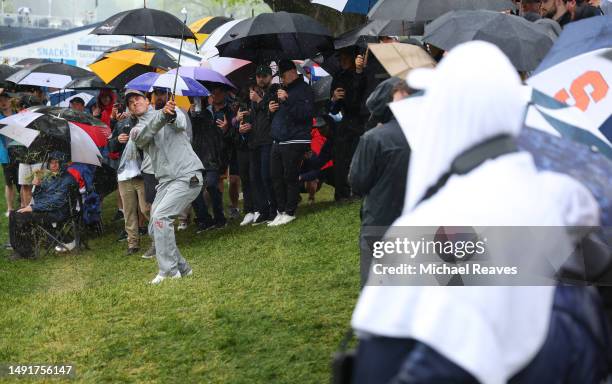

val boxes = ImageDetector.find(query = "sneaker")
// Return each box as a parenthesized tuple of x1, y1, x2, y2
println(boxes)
(116, 230, 128, 242)
(177, 221, 188, 231)
(214, 221, 227, 230)
(112, 210, 124, 222)
(4, 211, 9, 218)
(252, 213, 270, 226)
(8, 252, 24, 261)
(276, 214, 296, 226)
(142, 245, 156, 259)
(150, 270, 181, 285)
(196, 222, 215, 234)
(3, 242, 12, 250)
(240, 212, 256, 226)
(139, 226, 148, 236)
(229, 207, 240, 220)
(127, 247, 140, 255)
(55, 240, 76, 253)
(267, 212, 285, 227)
(183, 268, 193, 277)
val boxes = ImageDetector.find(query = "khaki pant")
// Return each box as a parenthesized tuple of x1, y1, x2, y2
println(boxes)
(118, 178, 148, 249)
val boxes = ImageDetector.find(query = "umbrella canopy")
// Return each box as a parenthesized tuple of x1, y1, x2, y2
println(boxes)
(6, 62, 91, 89)
(14, 58, 53, 67)
(368, 0, 514, 21)
(528, 15, 611, 152)
(55, 92, 96, 108)
(64, 75, 109, 90)
(312, 76, 333, 103)
(190, 16, 234, 47)
(216, 12, 334, 63)
(0, 64, 18, 83)
(334, 20, 423, 49)
(311, 0, 379, 14)
(423, 10, 553, 71)
(168, 66, 236, 89)
(89, 43, 177, 88)
(0, 111, 71, 162)
(200, 57, 255, 87)
(368, 42, 436, 79)
(126, 72, 210, 97)
(67, 122, 102, 166)
(91, 8, 196, 41)
(31, 105, 111, 147)
(200, 19, 245, 60)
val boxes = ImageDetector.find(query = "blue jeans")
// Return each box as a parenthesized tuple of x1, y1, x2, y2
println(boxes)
(249, 144, 276, 218)
(192, 170, 225, 226)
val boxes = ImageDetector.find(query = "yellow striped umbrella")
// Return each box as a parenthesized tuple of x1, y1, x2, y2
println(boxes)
(189, 16, 233, 47)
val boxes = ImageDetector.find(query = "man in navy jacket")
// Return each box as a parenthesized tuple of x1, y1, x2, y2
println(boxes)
(268, 59, 314, 226)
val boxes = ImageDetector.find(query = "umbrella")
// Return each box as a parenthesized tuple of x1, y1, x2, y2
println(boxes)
(47, 91, 96, 108)
(67, 123, 102, 166)
(0, 64, 18, 82)
(30, 106, 110, 134)
(200, 19, 245, 60)
(89, 43, 177, 88)
(64, 75, 109, 90)
(0, 112, 71, 163)
(312, 76, 333, 114)
(423, 10, 553, 71)
(190, 16, 234, 47)
(334, 20, 424, 50)
(528, 15, 611, 156)
(216, 12, 334, 63)
(368, 0, 515, 21)
(91, 8, 196, 42)
(367, 42, 436, 79)
(126, 72, 210, 97)
(200, 57, 255, 87)
(311, 0, 378, 14)
(6, 62, 91, 89)
(168, 66, 236, 89)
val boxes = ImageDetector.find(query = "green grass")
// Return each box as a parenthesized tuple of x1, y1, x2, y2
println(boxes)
(0, 170, 362, 383)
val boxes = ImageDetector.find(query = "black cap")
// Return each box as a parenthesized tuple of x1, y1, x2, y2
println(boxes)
(69, 96, 85, 105)
(277, 59, 296, 75)
(256, 65, 272, 76)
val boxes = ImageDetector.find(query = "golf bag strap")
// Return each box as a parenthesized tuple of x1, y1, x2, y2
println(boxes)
(418, 134, 519, 205)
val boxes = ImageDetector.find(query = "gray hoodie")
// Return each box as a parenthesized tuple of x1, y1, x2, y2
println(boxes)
(134, 109, 203, 183)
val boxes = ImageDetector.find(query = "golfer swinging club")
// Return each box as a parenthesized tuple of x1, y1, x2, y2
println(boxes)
(127, 89, 204, 284)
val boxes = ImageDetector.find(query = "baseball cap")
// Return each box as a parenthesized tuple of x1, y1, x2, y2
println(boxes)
(124, 89, 146, 102)
(256, 65, 272, 76)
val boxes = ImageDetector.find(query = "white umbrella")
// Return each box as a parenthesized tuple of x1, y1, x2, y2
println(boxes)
(200, 19, 245, 60)
(68, 122, 102, 166)
(58, 93, 96, 108)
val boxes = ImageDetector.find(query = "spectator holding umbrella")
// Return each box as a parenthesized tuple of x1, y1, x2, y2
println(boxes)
(329, 47, 367, 202)
(268, 59, 315, 226)
(92, 89, 117, 129)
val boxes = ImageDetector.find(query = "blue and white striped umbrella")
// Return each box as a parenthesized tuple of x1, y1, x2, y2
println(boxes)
(311, 0, 378, 14)
(125, 72, 210, 97)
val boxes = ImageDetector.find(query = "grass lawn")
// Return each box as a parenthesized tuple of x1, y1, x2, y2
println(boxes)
(0, 169, 362, 383)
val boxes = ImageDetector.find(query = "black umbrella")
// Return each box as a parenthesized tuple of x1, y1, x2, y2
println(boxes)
(64, 75, 110, 90)
(368, 0, 515, 22)
(335, 20, 425, 50)
(30, 106, 108, 129)
(6, 62, 91, 89)
(423, 10, 553, 71)
(216, 12, 334, 63)
(91, 8, 196, 41)
(14, 58, 53, 67)
(312, 76, 333, 115)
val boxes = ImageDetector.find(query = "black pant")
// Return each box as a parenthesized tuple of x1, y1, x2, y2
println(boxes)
(250, 144, 276, 218)
(334, 136, 360, 201)
(192, 170, 225, 226)
(270, 143, 308, 216)
(236, 149, 254, 213)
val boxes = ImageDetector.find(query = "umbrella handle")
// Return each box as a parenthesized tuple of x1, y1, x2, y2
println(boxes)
(171, 13, 188, 101)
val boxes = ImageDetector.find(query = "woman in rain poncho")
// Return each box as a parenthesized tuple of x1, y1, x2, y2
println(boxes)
(350, 41, 610, 384)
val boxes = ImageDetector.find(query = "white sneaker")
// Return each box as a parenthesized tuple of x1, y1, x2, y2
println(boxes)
(150, 270, 181, 285)
(177, 222, 188, 231)
(55, 240, 76, 253)
(267, 212, 285, 227)
(240, 212, 255, 226)
(276, 214, 296, 226)
(4, 211, 9, 218)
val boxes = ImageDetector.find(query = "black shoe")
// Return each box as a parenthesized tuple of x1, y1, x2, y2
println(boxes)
(8, 252, 23, 261)
(252, 214, 270, 226)
(116, 230, 128, 242)
(213, 221, 227, 230)
(127, 247, 140, 256)
(196, 222, 215, 234)
(112, 210, 124, 222)
(139, 227, 147, 236)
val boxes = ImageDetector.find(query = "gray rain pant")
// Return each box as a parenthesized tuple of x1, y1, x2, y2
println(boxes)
(149, 171, 203, 276)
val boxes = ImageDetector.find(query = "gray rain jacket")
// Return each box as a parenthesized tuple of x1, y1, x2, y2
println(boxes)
(134, 109, 203, 183)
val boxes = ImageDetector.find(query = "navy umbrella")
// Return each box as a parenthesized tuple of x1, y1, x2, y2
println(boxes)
(368, 0, 514, 22)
